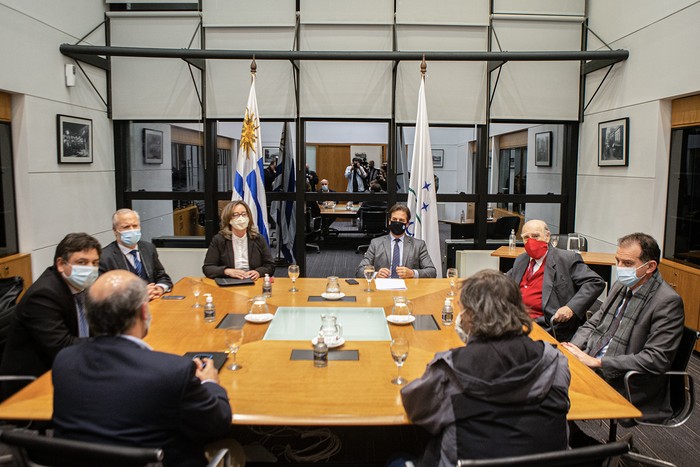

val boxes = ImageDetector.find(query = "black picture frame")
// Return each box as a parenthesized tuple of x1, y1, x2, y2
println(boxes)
(535, 131, 552, 167)
(143, 128, 163, 164)
(57, 114, 92, 164)
(598, 117, 629, 166)
(431, 149, 444, 168)
(263, 147, 280, 167)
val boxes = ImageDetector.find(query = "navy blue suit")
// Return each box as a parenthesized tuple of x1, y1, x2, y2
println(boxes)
(52, 336, 232, 467)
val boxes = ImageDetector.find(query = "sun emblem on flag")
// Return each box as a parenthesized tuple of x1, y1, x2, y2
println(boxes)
(240, 108, 259, 158)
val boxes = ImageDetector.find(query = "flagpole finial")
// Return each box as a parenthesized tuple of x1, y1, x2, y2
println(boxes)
(420, 54, 427, 76)
(251, 56, 257, 75)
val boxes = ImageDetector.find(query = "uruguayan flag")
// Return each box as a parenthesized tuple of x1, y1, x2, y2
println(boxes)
(270, 122, 296, 262)
(407, 72, 442, 277)
(233, 73, 269, 244)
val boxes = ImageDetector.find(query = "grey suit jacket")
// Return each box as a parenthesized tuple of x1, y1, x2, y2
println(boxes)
(356, 235, 437, 278)
(570, 273, 684, 421)
(506, 248, 605, 338)
(99, 241, 173, 291)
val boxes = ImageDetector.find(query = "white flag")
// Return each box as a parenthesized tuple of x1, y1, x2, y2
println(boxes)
(233, 74, 269, 244)
(270, 123, 296, 263)
(407, 74, 442, 277)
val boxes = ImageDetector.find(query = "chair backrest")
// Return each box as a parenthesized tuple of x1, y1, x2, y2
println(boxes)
(0, 276, 23, 359)
(494, 216, 520, 237)
(360, 209, 387, 234)
(0, 429, 164, 467)
(457, 440, 628, 467)
(669, 326, 700, 416)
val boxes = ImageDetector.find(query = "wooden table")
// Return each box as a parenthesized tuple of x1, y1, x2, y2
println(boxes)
(491, 246, 617, 289)
(0, 278, 639, 426)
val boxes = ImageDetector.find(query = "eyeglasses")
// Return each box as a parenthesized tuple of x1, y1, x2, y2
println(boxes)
(231, 212, 248, 219)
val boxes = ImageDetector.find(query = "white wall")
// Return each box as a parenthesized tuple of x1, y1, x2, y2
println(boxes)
(1, 1, 113, 278)
(577, 1, 696, 253)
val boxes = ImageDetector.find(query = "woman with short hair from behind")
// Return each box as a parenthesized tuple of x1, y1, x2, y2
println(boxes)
(400, 269, 570, 466)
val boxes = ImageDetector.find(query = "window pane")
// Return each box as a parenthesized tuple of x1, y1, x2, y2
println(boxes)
(306, 121, 388, 193)
(488, 124, 563, 195)
(0, 123, 18, 256)
(132, 199, 205, 243)
(402, 126, 476, 194)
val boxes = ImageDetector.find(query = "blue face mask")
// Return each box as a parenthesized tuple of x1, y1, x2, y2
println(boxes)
(64, 265, 99, 291)
(616, 261, 649, 288)
(119, 229, 141, 247)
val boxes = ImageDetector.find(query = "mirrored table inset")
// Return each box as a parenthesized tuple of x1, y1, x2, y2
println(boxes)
(263, 307, 391, 341)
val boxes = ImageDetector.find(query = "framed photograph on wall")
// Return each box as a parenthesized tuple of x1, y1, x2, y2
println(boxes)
(431, 149, 444, 168)
(143, 129, 163, 164)
(263, 147, 280, 166)
(535, 131, 552, 167)
(57, 115, 92, 164)
(598, 117, 629, 166)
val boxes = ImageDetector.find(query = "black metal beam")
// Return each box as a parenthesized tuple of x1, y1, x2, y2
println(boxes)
(62, 52, 110, 71)
(60, 44, 628, 63)
(582, 57, 625, 75)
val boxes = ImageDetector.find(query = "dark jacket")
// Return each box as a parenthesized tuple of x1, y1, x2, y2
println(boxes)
(99, 241, 173, 291)
(0, 267, 80, 400)
(53, 336, 232, 467)
(507, 247, 606, 341)
(202, 231, 275, 278)
(401, 336, 570, 467)
(570, 272, 684, 422)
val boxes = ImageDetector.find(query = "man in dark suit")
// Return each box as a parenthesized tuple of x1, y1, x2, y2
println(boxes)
(0, 233, 101, 400)
(100, 209, 172, 301)
(563, 233, 684, 422)
(356, 204, 436, 278)
(507, 219, 606, 341)
(52, 270, 238, 467)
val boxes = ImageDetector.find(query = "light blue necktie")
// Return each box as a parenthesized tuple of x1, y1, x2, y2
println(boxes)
(391, 238, 400, 278)
(75, 293, 89, 338)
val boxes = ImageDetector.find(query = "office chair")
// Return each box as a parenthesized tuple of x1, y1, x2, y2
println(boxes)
(0, 429, 231, 467)
(488, 216, 520, 240)
(457, 440, 629, 466)
(355, 209, 387, 254)
(305, 211, 322, 254)
(0, 277, 36, 397)
(554, 233, 589, 252)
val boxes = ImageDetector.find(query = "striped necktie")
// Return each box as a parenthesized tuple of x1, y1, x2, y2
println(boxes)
(130, 250, 146, 279)
(75, 292, 89, 338)
(591, 290, 633, 357)
(390, 238, 400, 278)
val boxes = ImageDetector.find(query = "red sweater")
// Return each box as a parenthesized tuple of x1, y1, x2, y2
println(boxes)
(520, 256, 547, 319)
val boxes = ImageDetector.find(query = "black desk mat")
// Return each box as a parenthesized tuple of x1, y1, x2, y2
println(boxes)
(290, 349, 359, 361)
(412, 315, 440, 331)
(215, 313, 247, 330)
(307, 296, 357, 302)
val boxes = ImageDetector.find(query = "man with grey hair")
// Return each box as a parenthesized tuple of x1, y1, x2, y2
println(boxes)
(52, 270, 237, 467)
(99, 208, 172, 300)
(506, 219, 605, 342)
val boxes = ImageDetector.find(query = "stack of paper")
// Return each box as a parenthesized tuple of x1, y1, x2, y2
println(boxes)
(374, 279, 407, 291)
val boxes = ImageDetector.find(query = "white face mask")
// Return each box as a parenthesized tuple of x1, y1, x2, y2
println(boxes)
(455, 312, 470, 345)
(63, 265, 99, 291)
(230, 216, 249, 231)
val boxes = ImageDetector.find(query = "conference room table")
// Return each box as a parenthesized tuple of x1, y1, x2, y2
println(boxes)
(0, 277, 640, 428)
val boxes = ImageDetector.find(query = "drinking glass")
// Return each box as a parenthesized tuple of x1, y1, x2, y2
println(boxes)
(363, 265, 375, 292)
(326, 276, 341, 294)
(224, 329, 244, 371)
(191, 279, 202, 309)
(390, 337, 409, 385)
(288, 264, 300, 292)
(550, 234, 559, 248)
(446, 268, 459, 296)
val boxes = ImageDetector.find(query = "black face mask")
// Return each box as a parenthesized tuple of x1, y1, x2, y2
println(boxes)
(389, 221, 406, 236)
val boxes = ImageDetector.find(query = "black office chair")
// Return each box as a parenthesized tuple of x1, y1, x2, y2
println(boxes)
(305, 211, 322, 254)
(0, 429, 231, 467)
(0, 277, 36, 398)
(488, 216, 521, 240)
(457, 440, 629, 467)
(355, 209, 387, 254)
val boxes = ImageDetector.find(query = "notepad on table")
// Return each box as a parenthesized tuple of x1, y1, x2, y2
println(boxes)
(374, 278, 407, 291)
